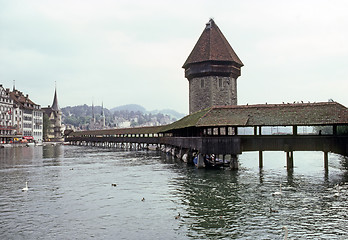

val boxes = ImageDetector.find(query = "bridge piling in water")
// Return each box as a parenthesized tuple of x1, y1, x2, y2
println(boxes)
(196, 154, 205, 168)
(286, 151, 294, 170)
(324, 152, 329, 172)
(259, 151, 263, 168)
(230, 154, 239, 170)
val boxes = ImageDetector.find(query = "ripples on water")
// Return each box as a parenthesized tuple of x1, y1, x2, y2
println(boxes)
(0, 145, 347, 239)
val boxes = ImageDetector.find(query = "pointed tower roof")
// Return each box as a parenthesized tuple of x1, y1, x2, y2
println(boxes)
(183, 19, 243, 68)
(92, 101, 96, 122)
(52, 87, 59, 111)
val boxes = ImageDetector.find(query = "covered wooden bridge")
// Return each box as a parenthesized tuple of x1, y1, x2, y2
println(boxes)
(66, 102, 348, 170)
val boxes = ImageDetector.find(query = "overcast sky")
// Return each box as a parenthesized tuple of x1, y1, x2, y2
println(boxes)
(1, 0, 348, 114)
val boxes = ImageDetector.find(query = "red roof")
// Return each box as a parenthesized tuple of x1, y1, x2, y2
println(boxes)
(183, 19, 243, 68)
(10, 90, 40, 110)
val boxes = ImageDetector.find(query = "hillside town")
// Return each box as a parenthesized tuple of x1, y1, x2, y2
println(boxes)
(62, 104, 178, 131)
(1, 83, 179, 146)
(0, 84, 63, 145)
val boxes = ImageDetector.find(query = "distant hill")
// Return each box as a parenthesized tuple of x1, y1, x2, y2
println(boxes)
(149, 109, 185, 120)
(110, 104, 146, 113)
(110, 104, 186, 120)
(62, 104, 110, 117)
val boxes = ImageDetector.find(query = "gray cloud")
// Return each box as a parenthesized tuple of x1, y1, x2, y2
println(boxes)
(1, 0, 348, 114)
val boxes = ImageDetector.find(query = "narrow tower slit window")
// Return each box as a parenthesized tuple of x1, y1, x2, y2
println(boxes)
(219, 79, 223, 88)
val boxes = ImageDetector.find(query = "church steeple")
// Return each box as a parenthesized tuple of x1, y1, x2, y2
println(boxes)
(52, 85, 59, 111)
(92, 101, 96, 123)
(101, 102, 105, 129)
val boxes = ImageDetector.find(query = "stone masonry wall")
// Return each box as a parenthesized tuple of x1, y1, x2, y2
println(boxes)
(189, 76, 237, 114)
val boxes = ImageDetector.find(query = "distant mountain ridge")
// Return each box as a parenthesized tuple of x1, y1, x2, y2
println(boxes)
(110, 104, 186, 120)
(110, 104, 146, 113)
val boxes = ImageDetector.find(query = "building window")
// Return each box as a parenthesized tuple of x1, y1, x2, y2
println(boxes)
(219, 79, 223, 88)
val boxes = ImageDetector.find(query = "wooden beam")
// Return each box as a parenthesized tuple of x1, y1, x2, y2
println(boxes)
(259, 151, 263, 168)
(286, 151, 294, 169)
(324, 151, 329, 171)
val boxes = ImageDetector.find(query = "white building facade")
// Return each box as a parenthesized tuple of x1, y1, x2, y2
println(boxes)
(0, 85, 15, 143)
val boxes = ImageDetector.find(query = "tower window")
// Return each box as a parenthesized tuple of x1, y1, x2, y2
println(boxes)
(201, 79, 205, 88)
(219, 79, 223, 88)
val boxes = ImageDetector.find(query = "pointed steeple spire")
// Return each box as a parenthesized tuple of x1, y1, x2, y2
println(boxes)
(52, 83, 59, 111)
(101, 102, 105, 129)
(92, 101, 96, 123)
(101, 102, 104, 116)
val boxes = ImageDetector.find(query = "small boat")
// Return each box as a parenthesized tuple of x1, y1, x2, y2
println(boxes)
(26, 142, 35, 147)
(1, 143, 12, 148)
(203, 154, 228, 169)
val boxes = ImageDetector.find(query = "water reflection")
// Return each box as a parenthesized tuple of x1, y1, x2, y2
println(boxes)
(178, 170, 243, 239)
(42, 144, 63, 159)
(168, 152, 348, 239)
(0, 146, 42, 167)
(0, 146, 347, 239)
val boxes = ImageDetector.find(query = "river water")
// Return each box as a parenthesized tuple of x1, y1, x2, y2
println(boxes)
(0, 145, 347, 239)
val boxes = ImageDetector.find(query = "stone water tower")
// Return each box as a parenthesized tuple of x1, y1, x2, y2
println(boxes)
(183, 19, 243, 114)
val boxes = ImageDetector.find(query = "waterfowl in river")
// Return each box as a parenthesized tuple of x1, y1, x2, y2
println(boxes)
(269, 207, 278, 213)
(283, 226, 288, 240)
(22, 182, 29, 192)
(272, 184, 283, 196)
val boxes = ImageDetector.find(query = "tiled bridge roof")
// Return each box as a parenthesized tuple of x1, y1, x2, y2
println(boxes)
(162, 102, 348, 131)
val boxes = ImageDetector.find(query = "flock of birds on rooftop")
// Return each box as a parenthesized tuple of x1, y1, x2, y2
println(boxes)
(245, 99, 336, 106)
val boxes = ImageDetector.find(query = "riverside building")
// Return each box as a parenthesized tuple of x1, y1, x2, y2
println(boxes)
(0, 85, 15, 143)
(10, 88, 43, 143)
(42, 87, 63, 141)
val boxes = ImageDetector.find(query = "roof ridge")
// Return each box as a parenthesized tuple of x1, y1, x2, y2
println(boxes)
(197, 107, 215, 125)
(210, 102, 342, 110)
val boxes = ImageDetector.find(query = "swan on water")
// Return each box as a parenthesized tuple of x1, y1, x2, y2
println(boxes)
(272, 184, 283, 196)
(22, 182, 29, 192)
(283, 226, 288, 240)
